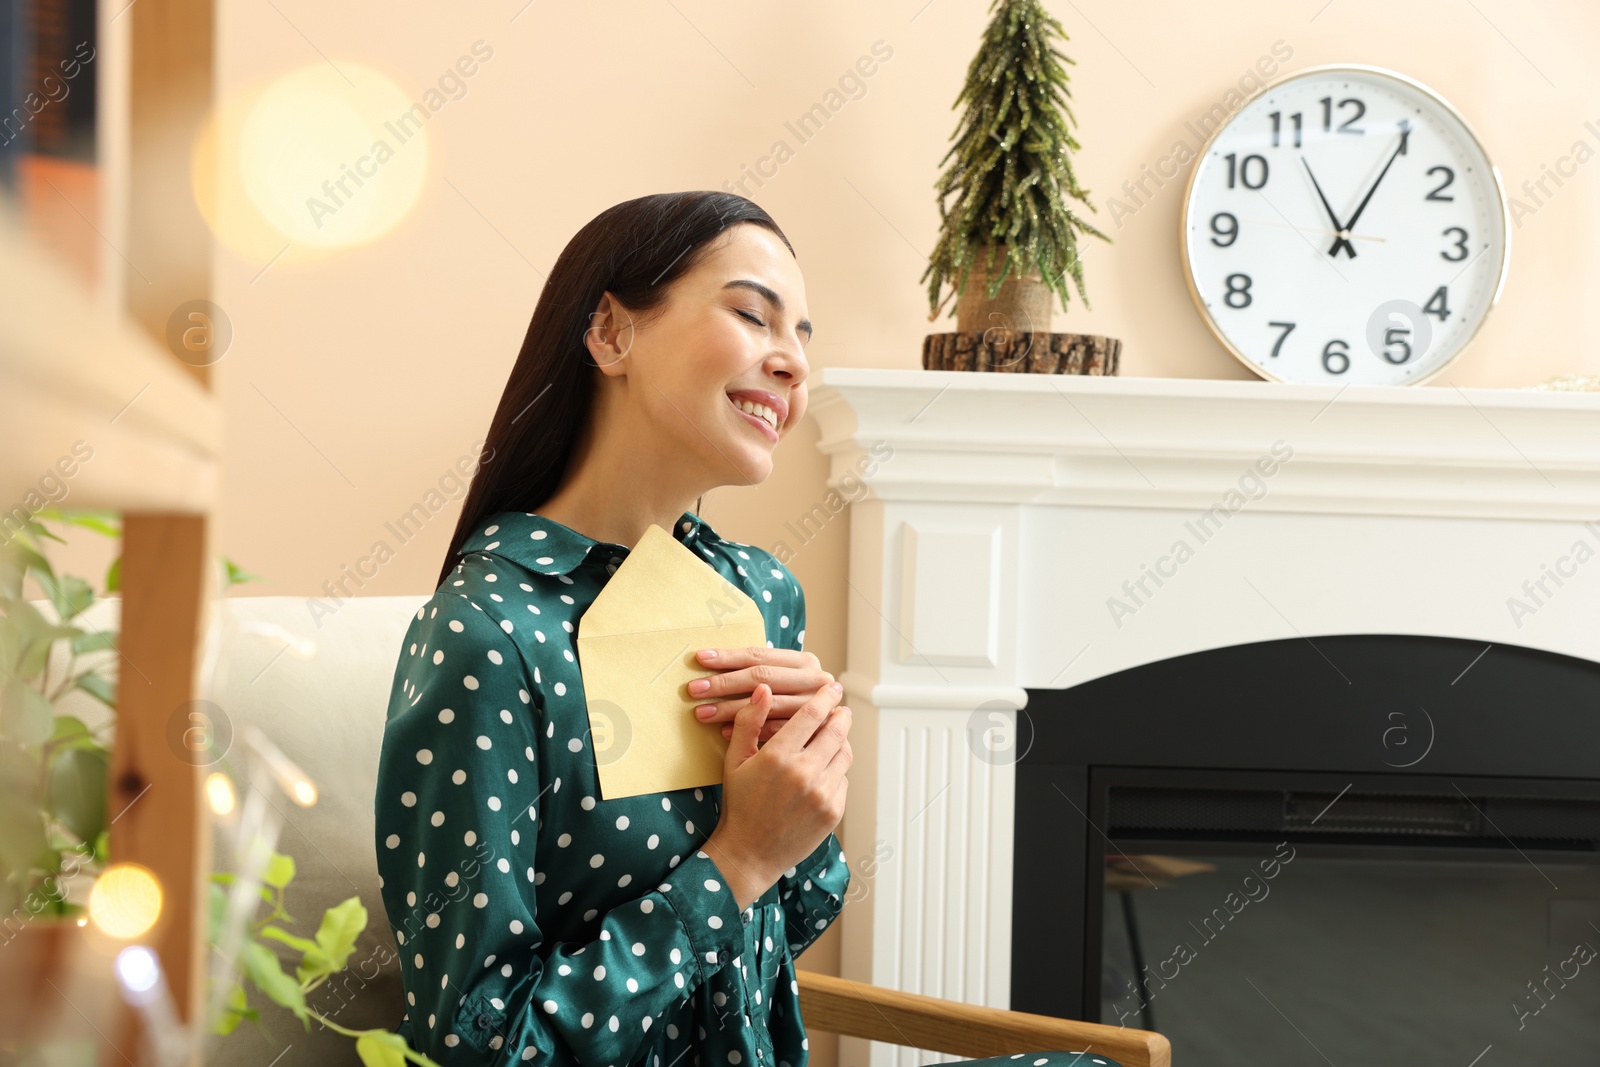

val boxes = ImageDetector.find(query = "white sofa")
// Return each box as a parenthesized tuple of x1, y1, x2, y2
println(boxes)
(204, 593, 426, 1066)
(58, 593, 427, 1066)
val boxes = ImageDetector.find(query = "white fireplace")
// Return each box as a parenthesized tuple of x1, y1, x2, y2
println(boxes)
(805, 367, 1600, 1066)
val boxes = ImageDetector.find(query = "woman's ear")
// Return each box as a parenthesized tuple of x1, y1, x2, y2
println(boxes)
(585, 291, 636, 378)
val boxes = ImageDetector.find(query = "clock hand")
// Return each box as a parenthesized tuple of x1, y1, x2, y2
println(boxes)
(1302, 159, 1357, 259)
(1339, 120, 1411, 244)
(1239, 218, 1386, 242)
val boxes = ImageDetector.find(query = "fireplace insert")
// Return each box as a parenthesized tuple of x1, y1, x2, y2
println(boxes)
(1013, 634, 1600, 1064)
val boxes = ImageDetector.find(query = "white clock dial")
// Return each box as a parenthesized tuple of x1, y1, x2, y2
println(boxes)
(1181, 65, 1510, 385)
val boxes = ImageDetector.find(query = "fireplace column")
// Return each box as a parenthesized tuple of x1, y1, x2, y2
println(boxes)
(831, 497, 1032, 1067)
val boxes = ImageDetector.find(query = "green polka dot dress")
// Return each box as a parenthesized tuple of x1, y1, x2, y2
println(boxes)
(374, 509, 848, 1067)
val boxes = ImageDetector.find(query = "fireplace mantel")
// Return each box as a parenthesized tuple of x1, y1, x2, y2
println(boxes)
(804, 367, 1600, 1067)
(809, 369, 1600, 518)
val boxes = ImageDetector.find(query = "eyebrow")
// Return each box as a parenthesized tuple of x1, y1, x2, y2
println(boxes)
(722, 279, 813, 342)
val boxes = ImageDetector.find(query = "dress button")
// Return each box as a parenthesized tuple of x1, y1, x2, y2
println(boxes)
(475, 1012, 493, 1030)
(717, 948, 730, 965)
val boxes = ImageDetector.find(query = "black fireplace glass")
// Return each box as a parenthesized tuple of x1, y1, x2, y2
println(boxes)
(1099, 845, 1600, 1065)
(1013, 636, 1600, 1064)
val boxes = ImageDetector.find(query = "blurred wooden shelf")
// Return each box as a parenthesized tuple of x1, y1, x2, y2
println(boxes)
(0, 205, 218, 510)
(2, 0, 219, 1051)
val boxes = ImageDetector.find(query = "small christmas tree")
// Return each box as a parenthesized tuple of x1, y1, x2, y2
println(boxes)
(922, 0, 1110, 328)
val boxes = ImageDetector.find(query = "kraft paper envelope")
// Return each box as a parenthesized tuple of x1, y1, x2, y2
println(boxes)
(576, 523, 769, 800)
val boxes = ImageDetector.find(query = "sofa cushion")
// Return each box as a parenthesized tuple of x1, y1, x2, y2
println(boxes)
(46, 593, 425, 1066)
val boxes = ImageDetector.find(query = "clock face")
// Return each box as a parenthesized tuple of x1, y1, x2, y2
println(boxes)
(1181, 66, 1510, 385)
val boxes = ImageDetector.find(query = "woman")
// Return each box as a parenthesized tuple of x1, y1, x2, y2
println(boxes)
(374, 192, 1120, 1067)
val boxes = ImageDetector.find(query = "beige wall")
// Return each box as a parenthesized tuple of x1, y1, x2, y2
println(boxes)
(208, 0, 1600, 598)
(58, 0, 1600, 1057)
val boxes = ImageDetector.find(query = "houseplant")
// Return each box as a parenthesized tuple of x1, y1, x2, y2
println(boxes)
(0, 509, 436, 1067)
(920, 0, 1121, 374)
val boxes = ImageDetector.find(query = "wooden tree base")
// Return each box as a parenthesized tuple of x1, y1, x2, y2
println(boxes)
(922, 331, 1122, 375)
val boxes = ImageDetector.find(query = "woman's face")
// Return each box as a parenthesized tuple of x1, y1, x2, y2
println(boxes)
(588, 222, 811, 489)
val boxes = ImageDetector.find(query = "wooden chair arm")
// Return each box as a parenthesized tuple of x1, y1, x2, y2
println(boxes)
(795, 969, 1170, 1067)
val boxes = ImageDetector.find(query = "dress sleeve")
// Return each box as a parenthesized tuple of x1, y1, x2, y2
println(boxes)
(376, 591, 750, 1066)
(778, 834, 849, 958)
(761, 567, 851, 956)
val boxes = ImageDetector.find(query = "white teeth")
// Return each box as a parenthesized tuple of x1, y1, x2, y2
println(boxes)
(729, 395, 779, 431)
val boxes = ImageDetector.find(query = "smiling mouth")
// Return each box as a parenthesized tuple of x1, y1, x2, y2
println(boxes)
(727, 394, 780, 433)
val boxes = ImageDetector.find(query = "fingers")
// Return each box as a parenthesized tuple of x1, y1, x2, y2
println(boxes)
(697, 691, 811, 723)
(765, 681, 845, 755)
(803, 703, 852, 766)
(822, 734, 853, 778)
(725, 683, 771, 770)
(819, 738, 852, 816)
(720, 717, 788, 742)
(687, 651, 832, 713)
(695, 646, 821, 672)
(690, 665, 834, 708)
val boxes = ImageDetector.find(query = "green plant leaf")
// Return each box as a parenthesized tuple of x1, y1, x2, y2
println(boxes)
(46, 745, 109, 843)
(298, 895, 367, 983)
(241, 941, 308, 1026)
(48, 715, 92, 743)
(12, 541, 56, 581)
(43, 510, 122, 539)
(33, 571, 95, 622)
(19, 519, 67, 547)
(8, 599, 77, 681)
(0, 611, 19, 669)
(74, 671, 115, 709)
(70, 630, 119, 657)
(0, 557, 24, 600)
(0, 797, 48, 882)
(222, 558, 262, 588)
(2, 678, 55, 747)
(262, 851, 295, 890)
(258, 924, 319, 956)
(211, 872, 277, 908)
(356, 1032, 410, 1067)
(92, 827, 109, 864)
(48, 715, 100, 751)
(104, 556, 120, 594)
(211, 981, 258, 1036)
(208, 882, 229, 946)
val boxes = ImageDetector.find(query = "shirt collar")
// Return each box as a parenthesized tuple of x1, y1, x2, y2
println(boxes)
(459, 508, 722, 577)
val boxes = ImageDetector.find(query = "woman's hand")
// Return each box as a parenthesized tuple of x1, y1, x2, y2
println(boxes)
(689, 646, 834, 743)
(700, 681, 852, 911)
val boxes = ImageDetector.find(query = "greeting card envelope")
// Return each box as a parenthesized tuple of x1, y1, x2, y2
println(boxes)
(576, 523, 768, 800)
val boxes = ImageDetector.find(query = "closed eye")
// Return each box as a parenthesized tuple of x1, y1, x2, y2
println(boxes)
(735, 308, 767, 328)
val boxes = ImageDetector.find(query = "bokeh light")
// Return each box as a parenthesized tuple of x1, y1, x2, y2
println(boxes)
(88, 863, 164, 939)
(205, 771, 236, 815)
(194, 61, 429, 263)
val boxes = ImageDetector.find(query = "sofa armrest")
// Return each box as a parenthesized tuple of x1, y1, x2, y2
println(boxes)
(795, 969, 1171, 1067)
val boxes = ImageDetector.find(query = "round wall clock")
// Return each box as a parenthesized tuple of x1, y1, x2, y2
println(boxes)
(1180, 64, 1511, 385)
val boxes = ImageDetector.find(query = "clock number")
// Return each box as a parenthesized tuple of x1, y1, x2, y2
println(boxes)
(1223, 274, 1253, 308)
(1267, 321, 1296, 359)
(1423, 285, 1451, 321)
(1321, 339, 1350, 375)
(1210, 212, 1239, 247)
(1319, 96, 1366, 135)
(1268, 111, 1303, 149)
(1381, 326, 1412, 364)
(1224, 153, 1269, 190)
(1441, 227, 1469, 262)
(1426, 166, 1455, 201)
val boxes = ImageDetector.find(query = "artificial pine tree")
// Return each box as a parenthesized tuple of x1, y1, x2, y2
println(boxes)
(922, 0, 1110, 334)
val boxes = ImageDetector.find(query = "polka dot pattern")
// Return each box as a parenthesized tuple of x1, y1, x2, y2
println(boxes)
(374, 509, 845, 1067)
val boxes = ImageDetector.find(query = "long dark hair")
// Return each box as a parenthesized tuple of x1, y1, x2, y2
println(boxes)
(436, 191, 796, 589)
